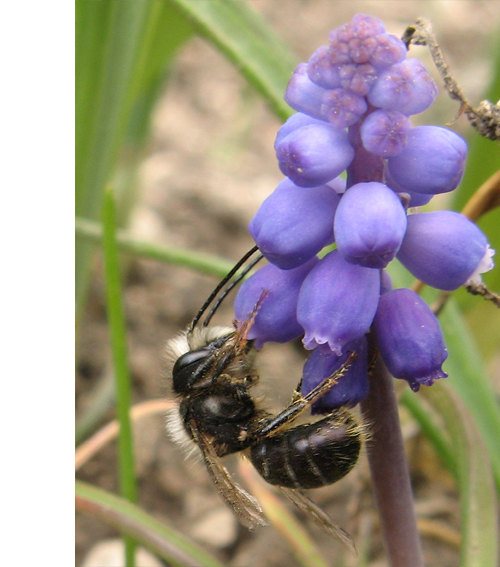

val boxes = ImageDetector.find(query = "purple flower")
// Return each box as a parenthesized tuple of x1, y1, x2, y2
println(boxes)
(338, 63, 378, 96)
(328, 14, 405, 69)
(249, 178, 339, 269)
(368, 59, 438, 116)
(360, 109, 411, 156)
(374, 288, 448, 391)
(308, 46, 342, 89)
(397, 211, 494, 290)
(274, 112, 326, 147)
(329, 14, 385, 64)
(302, 337, 369, 413)
(387, 126, 467, 195)
(284, 63, 331, 120)
(369, 33, 407, 69)
(297, 250, 380, 354)
(234, 258, 319, 348)
(321, 88, 367, 128)
(275, 121, 354, 187)
(334, 182, 407, 268)
(232, 13, 494, 412)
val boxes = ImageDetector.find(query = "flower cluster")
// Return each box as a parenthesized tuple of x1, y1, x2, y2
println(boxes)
(234, 14, 494, 408)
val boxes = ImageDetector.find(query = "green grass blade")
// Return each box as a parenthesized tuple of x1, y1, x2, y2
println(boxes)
(76, 0, 193, 313)
(76, 1, 151, 311)
(102, 189, 137, 566)
(76, 0, 299, 314)
(171, 0, 297, 121)
(76, 216, 236, 279)
(439, 300, 500, 493)
(75, 480, 226, 567)
(421, 383, 499, 567)
(400, 389, 456, 474)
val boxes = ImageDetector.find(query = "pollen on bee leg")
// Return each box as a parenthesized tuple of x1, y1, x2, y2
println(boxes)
(234, 289, 270, 343)
(238, 430, 250, 442)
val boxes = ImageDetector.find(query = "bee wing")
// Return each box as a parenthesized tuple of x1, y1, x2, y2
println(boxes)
(189, 421, 267, 530)
(280, 488, 356, 554)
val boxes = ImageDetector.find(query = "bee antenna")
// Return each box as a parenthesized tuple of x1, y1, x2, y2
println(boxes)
(187, 245, 263, 334)
(202, 252, 264, 328)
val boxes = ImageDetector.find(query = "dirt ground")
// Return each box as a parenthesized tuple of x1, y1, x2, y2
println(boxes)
(76, 2, 500, 566)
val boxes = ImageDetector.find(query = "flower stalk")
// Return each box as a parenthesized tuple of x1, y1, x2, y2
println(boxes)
(361, 341, 425, 567)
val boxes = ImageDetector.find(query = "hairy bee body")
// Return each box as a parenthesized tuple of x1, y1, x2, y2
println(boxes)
(166, 327, 361, 490)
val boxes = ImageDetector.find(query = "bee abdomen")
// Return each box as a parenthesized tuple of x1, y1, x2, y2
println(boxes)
(250, 414, 361, 489)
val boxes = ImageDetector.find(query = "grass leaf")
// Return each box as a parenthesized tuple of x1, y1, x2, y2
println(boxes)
(421, 383, 499, 567)
(76, 481, 226, 567)
(102, 189, 138, 565)
(171, 0, 296, 121)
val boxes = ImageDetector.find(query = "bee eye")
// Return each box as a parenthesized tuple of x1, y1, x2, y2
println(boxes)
(173, 348, 211, 393)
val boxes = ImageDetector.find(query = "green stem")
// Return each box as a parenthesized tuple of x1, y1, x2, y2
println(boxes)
(102, 189, 137, 567)
(76, 216, 236, 278)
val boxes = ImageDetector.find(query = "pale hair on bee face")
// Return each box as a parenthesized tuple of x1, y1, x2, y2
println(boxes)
(164, 326, 235, 460)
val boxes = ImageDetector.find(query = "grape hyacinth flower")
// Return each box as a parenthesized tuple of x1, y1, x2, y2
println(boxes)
(234, 13, 494, 406)
(230, 14, 496, 565)
(249, 178, 339, 269)
(302, 337, 369, 413)
(374, 288, 448, 392)
(234, 257, 318, 348)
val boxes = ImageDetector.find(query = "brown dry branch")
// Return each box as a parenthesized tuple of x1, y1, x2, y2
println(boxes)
(403, 18, 500, 142)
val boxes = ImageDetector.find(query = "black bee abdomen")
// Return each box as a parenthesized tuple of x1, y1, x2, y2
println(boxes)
(250, 414, 361, 489)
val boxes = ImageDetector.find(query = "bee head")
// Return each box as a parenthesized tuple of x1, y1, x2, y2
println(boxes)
(165, 327, 233, 394)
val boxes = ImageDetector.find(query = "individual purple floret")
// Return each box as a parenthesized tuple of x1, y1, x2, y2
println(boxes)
(368, 59, 439, 116)
(322, 88, 368, 128)
(334, 182, 407, 268)
(234, 258, 319, 349)
(369, 33, 407, 69)
(360, 109, 411, 156)
(249, 178, 339, 269)
(397, 211, 494, 290)
(374, 288, 448, 391)
(387, 125, 467, 194)
(284, 63, 331, 120)
(307, 46, 342, 89)
(302, 337, 369, 413)
(275, 121, 354, 187)
(338, 63, 378, 96)
(297, 250, 380, 354)
(274, 112, 326, 147)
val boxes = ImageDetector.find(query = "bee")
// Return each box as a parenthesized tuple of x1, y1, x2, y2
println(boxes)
(165, 246, 363, 551)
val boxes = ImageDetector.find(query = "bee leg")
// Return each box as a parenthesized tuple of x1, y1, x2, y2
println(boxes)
(255, 351, 357, 438)
(288, 378, 303, 404)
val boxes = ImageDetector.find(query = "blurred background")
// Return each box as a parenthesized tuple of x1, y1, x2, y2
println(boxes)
(76, 1, 500, 566)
